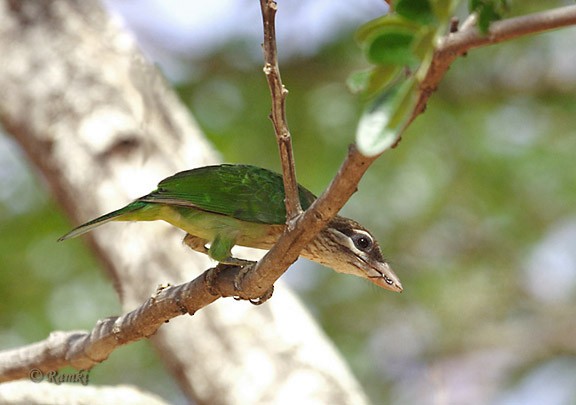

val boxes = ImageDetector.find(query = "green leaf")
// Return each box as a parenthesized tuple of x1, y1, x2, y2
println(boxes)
(396, 0, 434, 24)
(478, 3, 499, 33)
(468, 0, 508, 33)
(347, 65, 402, 97)
(432, 0, 462, 21)
(365, 65, 403, 97)
(367, 30, 416, 65)
(469, 0, 481, 9)
(412, 27, 436, 60)
(355, 14, 421, 44)
(356, 78, 418, 156)
(346, 69, 372, 94)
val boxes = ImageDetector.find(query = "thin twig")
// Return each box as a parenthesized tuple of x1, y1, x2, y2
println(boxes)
(259, 0, 301, 222)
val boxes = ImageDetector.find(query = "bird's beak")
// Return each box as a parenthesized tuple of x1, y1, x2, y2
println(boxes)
(368, 261, 403, 292)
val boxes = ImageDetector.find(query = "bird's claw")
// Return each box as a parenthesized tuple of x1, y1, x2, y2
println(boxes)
(233, 265, 274, 305)
(233, 265, 250, 292)
(233, 286, 274, 305)
(250, 285, 274, 305)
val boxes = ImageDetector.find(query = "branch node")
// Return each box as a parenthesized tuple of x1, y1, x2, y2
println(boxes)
(152, 283, 172, 302)
(174, 297, 190, 315)
(204, 265, 225, 297)
(450, 17, 459, 33)
(263, 63, 273, 75)
(111, 322, 122, 342)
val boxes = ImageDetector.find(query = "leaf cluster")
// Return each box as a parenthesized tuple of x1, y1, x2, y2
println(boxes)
(351, 0, 459, 156)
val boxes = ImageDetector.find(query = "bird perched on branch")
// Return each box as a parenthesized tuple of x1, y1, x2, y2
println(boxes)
(59, 164, 402, 292)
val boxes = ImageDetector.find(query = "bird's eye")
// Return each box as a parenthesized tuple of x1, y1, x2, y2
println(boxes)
(352, 233, 373, 251)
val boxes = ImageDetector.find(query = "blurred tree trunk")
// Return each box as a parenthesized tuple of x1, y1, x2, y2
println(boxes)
(0, 0, 368, 404)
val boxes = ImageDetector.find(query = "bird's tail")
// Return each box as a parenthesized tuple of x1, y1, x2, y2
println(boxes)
(58, 201, 147, 241)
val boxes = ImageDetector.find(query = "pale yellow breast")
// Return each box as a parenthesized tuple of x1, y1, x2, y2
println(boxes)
(158, 205, 285, 250)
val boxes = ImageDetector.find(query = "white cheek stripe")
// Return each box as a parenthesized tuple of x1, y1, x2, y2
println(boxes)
(336, 229, 373, 255)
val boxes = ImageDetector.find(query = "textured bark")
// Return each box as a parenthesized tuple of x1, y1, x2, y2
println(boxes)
(0, 1, 368, 404)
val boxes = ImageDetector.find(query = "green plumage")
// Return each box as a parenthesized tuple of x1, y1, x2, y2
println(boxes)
(58, 164, 316, 241)
(144, 164, 316, 224)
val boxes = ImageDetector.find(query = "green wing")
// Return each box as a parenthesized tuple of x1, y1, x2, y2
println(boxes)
(140, 164, 317, 224)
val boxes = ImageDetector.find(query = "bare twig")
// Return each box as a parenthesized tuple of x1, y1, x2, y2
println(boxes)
(259, 0, 302, 222)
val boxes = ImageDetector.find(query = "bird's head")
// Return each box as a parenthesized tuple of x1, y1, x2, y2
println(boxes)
(305, 216, 403, 292)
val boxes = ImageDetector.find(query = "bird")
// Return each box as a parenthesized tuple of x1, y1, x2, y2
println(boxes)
(58, 164, 402, 292)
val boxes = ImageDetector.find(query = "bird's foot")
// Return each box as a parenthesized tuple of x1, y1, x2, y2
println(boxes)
(183, 234, 210, 254)
(233, 265, 274, 305)
(248, 285, 274, 305)
(204, 260, 274, 305)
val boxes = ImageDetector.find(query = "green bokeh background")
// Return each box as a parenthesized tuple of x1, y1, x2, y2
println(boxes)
(2, 2, 576, 403)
